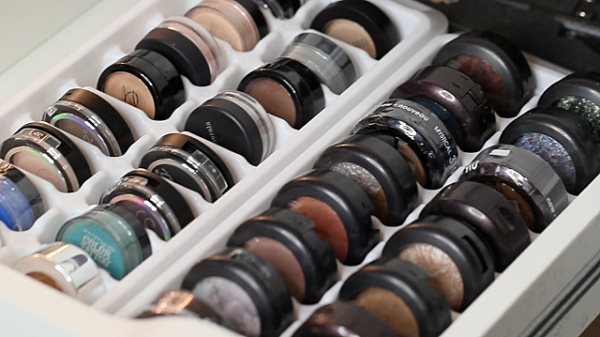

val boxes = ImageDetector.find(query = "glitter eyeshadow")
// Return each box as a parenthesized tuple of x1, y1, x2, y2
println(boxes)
(354, 287, 420, 337)
(512, 132, 576, 192)
(556, 96, 600, 131)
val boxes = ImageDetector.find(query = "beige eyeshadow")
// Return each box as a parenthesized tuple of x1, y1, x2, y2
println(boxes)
(399, 243, 464, 311)
(323, 19, 377, 58)
(355, 287, 420, 337)
(9, 148, 68, 192)
(187, 8, 246, 51)
(244, 236, 306, 301)
(286, 196, 348, 263)
(244, 79, 297, 127)
(397, 140, 426, 186)
(102, 71, 156, 119)
(27, 272, 63, 291)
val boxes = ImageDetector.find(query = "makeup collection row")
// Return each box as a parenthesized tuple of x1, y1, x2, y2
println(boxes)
(129, 32, 600, 337)
(0, 0, 416, 303)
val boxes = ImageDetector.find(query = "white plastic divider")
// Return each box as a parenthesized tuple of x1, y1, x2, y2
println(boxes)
(0, 0, 448, 331)
(113, 33, 598, 337)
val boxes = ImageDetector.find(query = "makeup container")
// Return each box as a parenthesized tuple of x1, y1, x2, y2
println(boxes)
(421, 180, 530, 272)
(136, 16, 225, 86)
(391, 65, 496, 152)
(0, 160, 45, 231)
(256, 0, 305, 19)
(292, 301, 397, 337)
(97, 49, 185, 120)
(137, 290, 233, 329)
(310, 0, 399, 60)
(338, 256, 451, 337)
(42, 88, 134, 157)
(538, 71, 600, 133)
(279, 32, 357, 95)
(100, 169, 195, 241)
(238, 58, 325, 129)
(139, 133, 233, 202)
(227, 207, 338, 304)
(271, 169, 378, 265)
(181, 247, 294, 337)
(460, 144, 569, 233)
(313, 134, 418, 226)
(382, 215, 495, 312)
(184, 90, 275, 165)
(431, 31, 535, 118)
(185, 0, 268, 52)
(500, 106, 600, 195)
(13, 242, 105, 303)
(0, 122, 92, 193)
(56, 203, 152, 280)
(353, 98, 459, 189)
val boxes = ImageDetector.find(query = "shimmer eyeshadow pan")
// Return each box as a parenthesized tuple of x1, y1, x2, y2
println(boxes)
(431, 31, 535, 118)
(0, 160, 45, 231)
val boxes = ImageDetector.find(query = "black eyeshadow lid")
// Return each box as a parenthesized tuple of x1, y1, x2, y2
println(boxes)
(421, 180, 531, 272)
(104, 203, 152, 260)
(314, 134, 418, 226)
(338, 256, 451, 337)
(431, 31, 534, 118)
(227, 207, 338, 304)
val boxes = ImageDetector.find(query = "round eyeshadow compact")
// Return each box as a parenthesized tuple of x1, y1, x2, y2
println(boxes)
(421, 180, 530, 272)
(184, 90, 275, 165)
(537, 71, 600, 133)
(292, 301, 397, 337)
(238, 58, 325, 129)
(13, 242, 106, 303)
(227, 207, 338, 304)
(431, 31, 535, 118)
(181, 247, 294, 337)
(460, 144, 569, 233)
(0, 160, 45, 231)
(338, 256, 451, 337)
(391, 65, 496, 152)
(185, 0, 268, 52)
(42, 88, 134, 157)
(271, 169, 379, 266)
(353, 98, 459, 189)
(1, 122, 92, 193)
(100, 169, 195, 241)
(280, 32, 357, 95)
(310, 0, 399, 59)
(97, 49, 185, 120)
(313, 134, 418, 226)
(256, 0, 305, 19)
(382, 215, 495, 312)
(56, 203, 152, 280)
(139, 133, 233, 202)
(500, 106, 600, 195)
(136, 16, 225, 86)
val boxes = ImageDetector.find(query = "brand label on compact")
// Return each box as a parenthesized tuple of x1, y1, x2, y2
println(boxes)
(205, 121, 217, 143)
(65, 227, 125, 279)
(387, 101, 430, 122)
(434, 125, 457, 164)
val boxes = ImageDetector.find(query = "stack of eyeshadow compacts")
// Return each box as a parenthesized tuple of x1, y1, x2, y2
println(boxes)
(135, 31, 600, 337)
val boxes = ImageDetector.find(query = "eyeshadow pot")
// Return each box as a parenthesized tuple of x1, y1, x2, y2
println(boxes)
(184, 90, 275, 165)
(271, 169, 379, 265)
(353, 98, 459, 189)
(460, 144, 569, 233)
(100, 169, 195, 241)
(310, 0, 400, 59)
(431, 31, 535, 118)
(56, 203, 152, 280)
(338, 256, 451, 337)
(97, 49, 185, 120)
(13, 242, 106, 303)
(136, 16, 225, 86)
(139, 133, 233, 202)
(280, 32, 357, 95)
(181, 247, 294, 337)
(256, 0, 305, 19)
(313, 133, 418, 226)
(227, 207, 338, 304)
(391, 65, 496, 152)
(238, 58, 325, 129)
(382, 215, 495, 312)
(0, 160, 45, 231)
(0, 122, 92, 192)
(185, 0, 268, 52)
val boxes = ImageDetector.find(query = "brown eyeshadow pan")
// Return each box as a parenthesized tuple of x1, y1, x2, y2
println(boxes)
(355, 287, 420, 337)
(243, 78, 297, 126)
